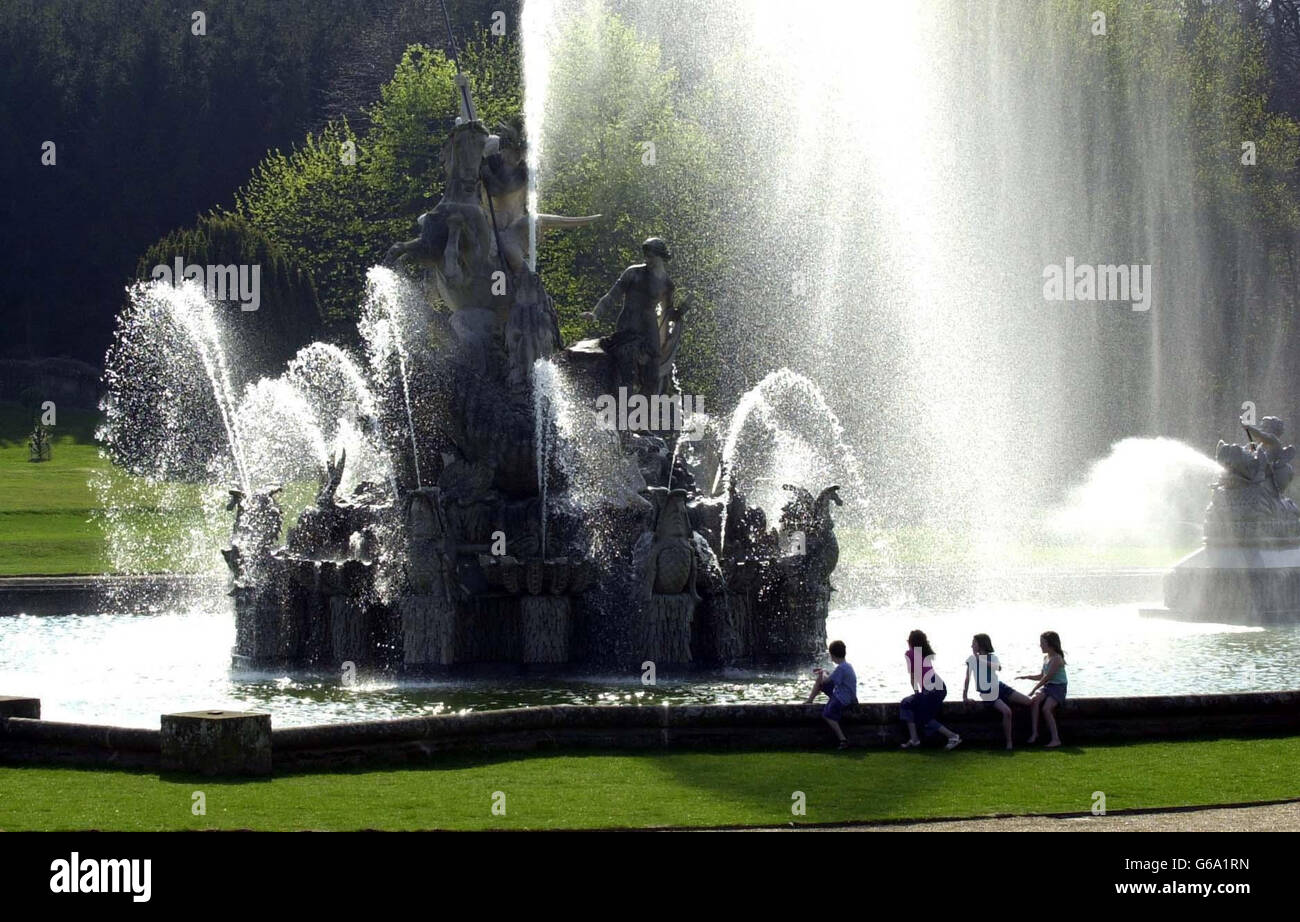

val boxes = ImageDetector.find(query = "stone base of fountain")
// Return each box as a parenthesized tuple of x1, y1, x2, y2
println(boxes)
(1147, 545, 1300, 625)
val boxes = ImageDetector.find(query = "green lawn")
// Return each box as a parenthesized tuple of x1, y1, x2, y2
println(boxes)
(1, 736, 1296, 831)
(0, 402, 214, 575)
(0, 403, 110, 574)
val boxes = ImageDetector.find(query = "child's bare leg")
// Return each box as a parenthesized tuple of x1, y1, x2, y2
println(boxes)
(1028, 694, 1042, 742)
(823, 716, 846, 742)
(994, 699, 1014, 749)
(1043, 697, 1061, 747)
(906, 720, 920, 744)
(804, 677, 823, 704)
(934, 723, 958, 741)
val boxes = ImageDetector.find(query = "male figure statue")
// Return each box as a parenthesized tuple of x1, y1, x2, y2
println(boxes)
(583, 237, 680, 398)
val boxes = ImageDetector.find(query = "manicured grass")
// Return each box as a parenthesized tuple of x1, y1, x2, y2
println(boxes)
(0, 402, 209, 575)
(1, 736, 1297, 831)
(0, 404, 111, 575)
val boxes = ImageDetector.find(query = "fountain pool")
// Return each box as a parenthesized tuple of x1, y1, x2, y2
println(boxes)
(3, 595, 1291, 729)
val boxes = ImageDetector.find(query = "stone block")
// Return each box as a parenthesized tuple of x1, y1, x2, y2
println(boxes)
(0, 696, 40, 719)
(161, 710, 271, 776)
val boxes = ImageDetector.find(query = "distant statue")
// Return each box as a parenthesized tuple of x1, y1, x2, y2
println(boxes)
(286, 449, 385, 559)
(28, 423, 51, 463)
(640, 487, 699, 598)
(504, 270, 561, 392)
(404, 487, 454, 600)
(1206, 415, 1300, 545)
(583, 237, 683, 399)
(481, 118, 601, 273)
(384, 121, 497, 312)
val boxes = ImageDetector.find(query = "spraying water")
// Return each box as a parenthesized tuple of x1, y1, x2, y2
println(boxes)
(102, 280, 251, 491)
(359, 267, 424, 489)
(233, 378, 330, 488)
(97, 280, 261, 578)
(523, 0, 1283, 571)
(284, 342, 396, 495)
(533, 358, 558, 555)
(716, 368, 867, 551)
(522, 0, 560, 271)
(1050, 437, 1222, 549)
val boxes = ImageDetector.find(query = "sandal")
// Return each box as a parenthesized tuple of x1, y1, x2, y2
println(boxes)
(900, 739, 921, 749)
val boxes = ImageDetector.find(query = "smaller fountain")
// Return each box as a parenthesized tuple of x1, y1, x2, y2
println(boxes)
(1155, 414, 1300, 624)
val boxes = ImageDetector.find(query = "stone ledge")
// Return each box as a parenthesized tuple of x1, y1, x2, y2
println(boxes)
(3, 691, 1299, 774)
(0, 716, 161, 770)
(0, 575, 225, 617)
(270, 691, 1300, 770)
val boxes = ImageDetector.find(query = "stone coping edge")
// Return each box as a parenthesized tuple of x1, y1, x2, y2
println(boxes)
(2, 691, 1298, 773)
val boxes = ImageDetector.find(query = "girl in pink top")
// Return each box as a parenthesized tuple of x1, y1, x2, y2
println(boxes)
(899, 629, 962, 750)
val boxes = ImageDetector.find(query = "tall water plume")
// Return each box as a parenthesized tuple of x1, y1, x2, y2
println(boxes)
(359, 267, 428, 490)
(524, 0, 1288, 569)
(96, 280, 254, 578)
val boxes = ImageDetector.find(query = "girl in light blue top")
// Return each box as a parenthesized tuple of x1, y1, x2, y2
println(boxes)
(1018, 631, 1067, 748)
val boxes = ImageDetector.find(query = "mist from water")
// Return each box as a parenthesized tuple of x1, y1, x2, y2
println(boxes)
(1050, 437, 1221, 549)
(523, 0, 1280, 568)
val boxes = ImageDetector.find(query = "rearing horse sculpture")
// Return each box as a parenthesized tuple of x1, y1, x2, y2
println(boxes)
(384, 121, 498, 313)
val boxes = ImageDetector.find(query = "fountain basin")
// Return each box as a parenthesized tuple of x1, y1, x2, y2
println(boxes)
(1149, 545, 1300, 625)
(3, 599, 1294, 729)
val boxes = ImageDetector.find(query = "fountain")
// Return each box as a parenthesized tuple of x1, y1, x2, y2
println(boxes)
(13, 1, 1300, 734)
(126, 91, 842, 672)
(1152, 415, 1300, 625)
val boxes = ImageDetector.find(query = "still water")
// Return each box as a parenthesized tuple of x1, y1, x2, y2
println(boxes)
(0, 599, 1292, 728)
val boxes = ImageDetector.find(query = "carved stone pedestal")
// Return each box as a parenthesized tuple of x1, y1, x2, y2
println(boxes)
(641, 594, 694, 664)
(328, 596, 371, 664)
(401, 593, 457, 666)
(521, 596, 571, 663)
(233, 586, 285, 663)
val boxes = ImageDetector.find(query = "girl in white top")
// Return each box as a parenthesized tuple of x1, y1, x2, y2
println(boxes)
(962, 633, 1032, 750)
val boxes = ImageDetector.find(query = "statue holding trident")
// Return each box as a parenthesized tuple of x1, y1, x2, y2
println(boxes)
(584, 237, 689, 399)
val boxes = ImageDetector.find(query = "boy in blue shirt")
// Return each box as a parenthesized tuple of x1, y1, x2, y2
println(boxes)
(804, 639, 858, 749)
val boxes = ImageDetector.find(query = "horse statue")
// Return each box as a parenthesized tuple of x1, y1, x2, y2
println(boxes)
(384, 121, 498, 313)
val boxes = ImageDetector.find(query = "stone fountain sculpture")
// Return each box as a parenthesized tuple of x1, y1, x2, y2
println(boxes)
(1160, 415, 1300, 624)
(480, 117, 602, 274)
(228, 101, 843, 673)
(582, 237, 682, 400)
(384, 122, 499, 313)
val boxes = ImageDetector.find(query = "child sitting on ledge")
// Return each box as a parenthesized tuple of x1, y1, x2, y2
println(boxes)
(963, 632, 1033, 750)
(1018, 630, 1068, 749)
(805, 639, 858, 749)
